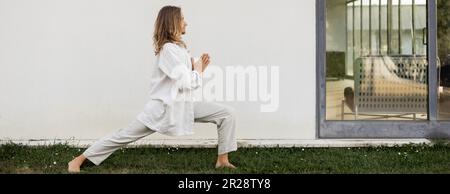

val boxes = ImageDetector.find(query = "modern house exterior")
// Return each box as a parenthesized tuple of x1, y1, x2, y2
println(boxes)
(0, 0, 449, 146)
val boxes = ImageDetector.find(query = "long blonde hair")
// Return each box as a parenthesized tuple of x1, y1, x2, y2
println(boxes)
(153, 6, 186, 55)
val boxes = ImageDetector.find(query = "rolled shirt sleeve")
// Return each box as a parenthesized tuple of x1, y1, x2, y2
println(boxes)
(158, 44, 202, 91)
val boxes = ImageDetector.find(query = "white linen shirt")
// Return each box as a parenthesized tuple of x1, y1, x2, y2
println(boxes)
(137, 43, 202, 136)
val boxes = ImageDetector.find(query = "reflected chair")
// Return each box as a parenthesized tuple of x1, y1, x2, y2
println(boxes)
(341, 55, 431, 120)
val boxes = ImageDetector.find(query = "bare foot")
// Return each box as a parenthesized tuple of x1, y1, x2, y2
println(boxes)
(68, 160, 81, 173)
(215, 162, 237, 169)
(215, 153, 236, 169)
(68, 155, 86, 173)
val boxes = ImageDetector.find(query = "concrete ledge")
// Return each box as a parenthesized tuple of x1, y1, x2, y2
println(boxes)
(0, 139, 432, 148)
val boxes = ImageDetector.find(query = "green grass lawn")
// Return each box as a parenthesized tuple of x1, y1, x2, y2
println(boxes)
(1, 142, 450, 174)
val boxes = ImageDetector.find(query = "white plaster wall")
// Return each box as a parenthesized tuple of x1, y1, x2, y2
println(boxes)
(0, 0, 316, 141)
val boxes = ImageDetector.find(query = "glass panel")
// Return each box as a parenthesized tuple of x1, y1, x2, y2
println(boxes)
(391, 0, 400, 55)
(437, 0, 450, 120)
(380, 0, 388, 54)
(400, 0, 412, 55)
(372, 0, 380, 54)
(361, 0, 371, 56)
(346, 2, 354, 76)
(354, 1, 362, 62)
(413, 0, 427, 56)
(326, 0, 428, 120)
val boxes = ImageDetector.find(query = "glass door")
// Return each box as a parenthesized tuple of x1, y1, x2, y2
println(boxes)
(317, 0, 450, 138)
(437, 0, 450, 120)
(326, 0, 428, 121)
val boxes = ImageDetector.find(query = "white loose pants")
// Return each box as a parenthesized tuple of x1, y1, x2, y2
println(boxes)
(83, 102, 237, 165)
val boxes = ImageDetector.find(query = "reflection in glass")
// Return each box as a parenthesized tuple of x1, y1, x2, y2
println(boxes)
(326, 0, 428, 120)
(438, 0, 450, 120)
